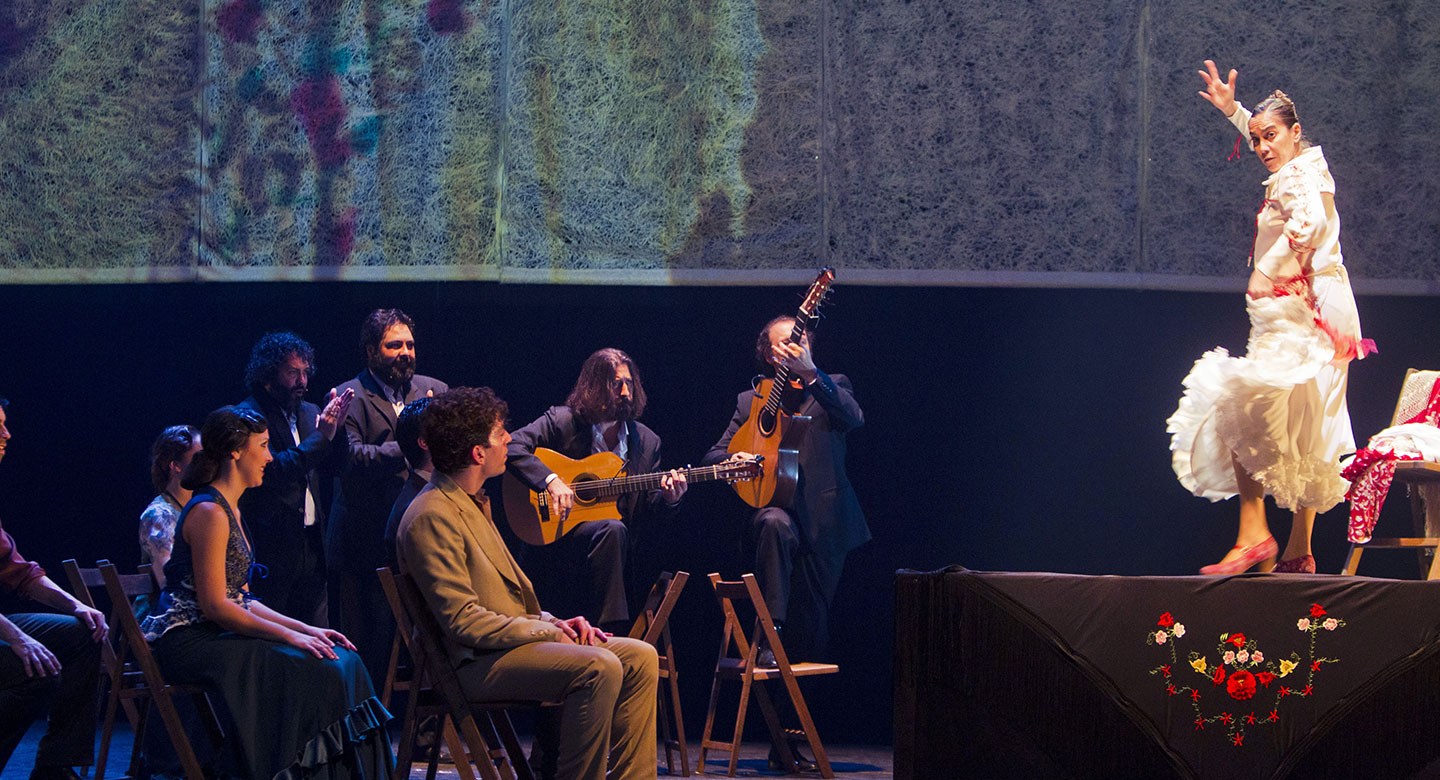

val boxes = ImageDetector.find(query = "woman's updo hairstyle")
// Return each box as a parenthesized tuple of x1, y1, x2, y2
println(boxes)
(150, 424, 199, 493)
(181, 406, 267, 490)
(1254, 90, 1309, 147)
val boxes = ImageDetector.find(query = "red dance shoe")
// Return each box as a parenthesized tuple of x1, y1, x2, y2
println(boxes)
(1273, 554, 1316, 574)
(1199, 536, 1278, 575)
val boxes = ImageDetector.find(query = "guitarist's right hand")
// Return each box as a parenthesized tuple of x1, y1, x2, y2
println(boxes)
(545, 477, 576, 520)
(726, 452, 757, 463)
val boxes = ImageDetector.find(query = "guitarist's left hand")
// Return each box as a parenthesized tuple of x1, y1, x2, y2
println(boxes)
(772, 341, 818, 385)
(660, 470, 689, 505)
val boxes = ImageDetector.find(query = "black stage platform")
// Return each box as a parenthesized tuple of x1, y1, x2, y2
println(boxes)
(895, 567, 1440, 780)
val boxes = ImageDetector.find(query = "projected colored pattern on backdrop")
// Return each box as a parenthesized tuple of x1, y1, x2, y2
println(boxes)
(0, 0, 1436, 286)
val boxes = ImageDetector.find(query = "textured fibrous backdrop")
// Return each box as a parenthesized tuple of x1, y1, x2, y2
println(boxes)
(0, 0, 1436, 286)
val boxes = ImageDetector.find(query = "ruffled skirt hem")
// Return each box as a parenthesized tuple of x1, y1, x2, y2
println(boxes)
(273, 696, 394, 780)
(1168, 294, 1353, 513)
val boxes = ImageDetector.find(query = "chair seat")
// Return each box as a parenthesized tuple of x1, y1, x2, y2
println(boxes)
(1394, 461, 1440, 483)
(1361, 537, 1440, 548)
(716, 658, 839, 679)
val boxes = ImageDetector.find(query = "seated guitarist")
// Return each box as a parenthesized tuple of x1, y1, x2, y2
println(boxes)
(506, 348, 687, 635)
(702, 316, 868, 669)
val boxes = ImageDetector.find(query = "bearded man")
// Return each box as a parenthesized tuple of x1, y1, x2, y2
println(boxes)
(329, 308, 448, 681)
(235, 331, 353, 626)
(506, 348, 686, 635)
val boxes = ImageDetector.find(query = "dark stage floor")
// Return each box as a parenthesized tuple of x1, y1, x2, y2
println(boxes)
(5, 720, 893, 779)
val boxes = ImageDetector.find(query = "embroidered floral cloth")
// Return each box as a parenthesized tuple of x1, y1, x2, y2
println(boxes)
(895, 568, 1440, 780)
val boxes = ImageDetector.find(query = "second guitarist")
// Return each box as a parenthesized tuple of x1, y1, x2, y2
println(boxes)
(506, 348, 687, 634)
(702, 316, 868, 667)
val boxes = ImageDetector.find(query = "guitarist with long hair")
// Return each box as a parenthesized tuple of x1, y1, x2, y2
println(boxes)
(506, 348, 687, 636)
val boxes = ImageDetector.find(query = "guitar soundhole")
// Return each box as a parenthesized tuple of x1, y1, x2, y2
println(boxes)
(758, 409, 777, 437)
(573, 473, 601, 504)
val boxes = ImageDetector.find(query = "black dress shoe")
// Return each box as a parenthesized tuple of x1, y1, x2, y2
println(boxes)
(756, 643, 779, 669)
(29, 767, 84, 780)
(766, 742, 819, 772)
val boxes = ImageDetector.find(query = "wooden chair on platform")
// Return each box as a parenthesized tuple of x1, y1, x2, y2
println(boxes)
(1343, 369, 1440, 578)
(381, 566, 540, 780)
(87, 560, 224, 780)
(627, 571, 690, 776)
(698, 573, 837, 779)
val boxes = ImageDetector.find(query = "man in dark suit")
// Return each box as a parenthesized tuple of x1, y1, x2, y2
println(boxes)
(236, 332, 353, 627)
(702, 316, 867, 772)
(506, 348, 686, 634)
(383, 397, 433, 570)
(702, 316, 868, 663)
(328, 309, 448, 681)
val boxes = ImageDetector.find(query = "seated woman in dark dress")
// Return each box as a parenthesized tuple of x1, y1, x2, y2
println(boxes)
(140, 406, 392, 780)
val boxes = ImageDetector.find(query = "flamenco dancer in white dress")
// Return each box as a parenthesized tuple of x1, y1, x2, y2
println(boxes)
(1169, 61, 1372, 575)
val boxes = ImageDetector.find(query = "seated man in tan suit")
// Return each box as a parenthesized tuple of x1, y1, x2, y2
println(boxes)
(396, 387, 658, 780)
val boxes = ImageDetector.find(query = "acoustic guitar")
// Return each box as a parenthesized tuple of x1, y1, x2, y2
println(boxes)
(726, 267, 836, 508)
(502, 448, 762, 545)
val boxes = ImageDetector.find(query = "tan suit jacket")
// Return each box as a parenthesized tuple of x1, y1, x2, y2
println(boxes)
(396, 471, 563, 668)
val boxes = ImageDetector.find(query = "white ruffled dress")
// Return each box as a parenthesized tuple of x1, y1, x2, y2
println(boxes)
(1168, 110, 1365, 513)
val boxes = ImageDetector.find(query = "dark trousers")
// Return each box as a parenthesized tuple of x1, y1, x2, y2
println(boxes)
(329, 565, 393, 691)
(524, 518, 630, 629)
(0, 612, 101, 772)
(747, 507, 846, 663)
(251, 523, 328, 628)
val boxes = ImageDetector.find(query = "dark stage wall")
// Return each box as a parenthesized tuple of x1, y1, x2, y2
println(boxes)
(0, 281, 1437, 744)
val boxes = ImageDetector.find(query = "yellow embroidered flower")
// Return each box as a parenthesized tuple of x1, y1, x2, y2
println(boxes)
(1190, 657, 1208, 674)
(1279, 659, 1297, 677)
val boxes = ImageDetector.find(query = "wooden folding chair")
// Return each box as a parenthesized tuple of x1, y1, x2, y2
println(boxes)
(62, 559, 142, 749)
(377, 567, 487, 780)
(1343, 369, 1440, 578)
(698, 573, 837, 778)
(92, 560, 224, 780)
(627, 571, 690, 776)
(382, 566, 539, 780)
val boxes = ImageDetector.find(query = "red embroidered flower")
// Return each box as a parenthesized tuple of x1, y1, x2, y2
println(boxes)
(1256, 672, 1275, 687)
(1157, 612, 1175, 628)
(1310, 603, 1327, 618)
(1226, 670, 1257, 700)
(1229, 633, 1247, 648)
(1212, 666, 1227, 686)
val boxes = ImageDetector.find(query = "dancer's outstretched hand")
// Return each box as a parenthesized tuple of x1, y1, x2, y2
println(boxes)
(1198, 60, 1238, 116)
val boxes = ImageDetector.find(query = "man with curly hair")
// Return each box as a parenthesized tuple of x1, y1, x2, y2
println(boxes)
(398, 387, 658, 780)
(235, 331, 354, 627)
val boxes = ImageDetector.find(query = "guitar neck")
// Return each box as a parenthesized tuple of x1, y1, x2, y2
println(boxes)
(762, 315, 810, 416)
(572, 464, 739, 498)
